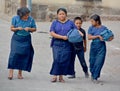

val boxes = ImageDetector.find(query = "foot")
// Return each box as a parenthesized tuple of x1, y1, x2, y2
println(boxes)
(18, 75, 24, 79)
(68, 75, 76, 79)
(8, 69, 13, 80)
(59, 76, 65, 83)
(8, 76, 13, 80)
(85, 72, 89, 78)
(59, 79, 65, 83)
(51, 78, 57, 82)
(92, 79, 99, 84)
(91, 76, 94, 81)
(18, 70, 23, 79)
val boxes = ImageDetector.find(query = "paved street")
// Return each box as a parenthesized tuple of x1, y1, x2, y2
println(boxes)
(0, 19, 120, 91)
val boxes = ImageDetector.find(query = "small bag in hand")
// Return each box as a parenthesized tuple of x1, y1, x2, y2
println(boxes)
(67, 29, 83, 43)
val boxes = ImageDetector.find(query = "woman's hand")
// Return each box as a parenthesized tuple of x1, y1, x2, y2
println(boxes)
(24, 27, 36, 32)
(108, 36, 114, 41)
(88, 34, 102, 40)
(50, 32, 68, 40)
(11, 26, 23, 32)
(24, 27, 30, 31)
(62, 36, 68, 40)
(98, 35, 103, 41)
(17, 27, 23, 30)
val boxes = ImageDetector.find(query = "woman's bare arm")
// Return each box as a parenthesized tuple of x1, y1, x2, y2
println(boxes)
(50, 31, 68, 40)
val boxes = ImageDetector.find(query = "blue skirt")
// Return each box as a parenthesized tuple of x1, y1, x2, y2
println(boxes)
(8, 34, 34, 72)
(50, 39, 72, 75)
(89, 41, 106, 79)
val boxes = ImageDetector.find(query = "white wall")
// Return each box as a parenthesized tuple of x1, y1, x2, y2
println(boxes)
(33, 0, 76, 4)
(33, 0, 120, 9)
(102, 0, 120, 9)
(0, 0, 5, 13)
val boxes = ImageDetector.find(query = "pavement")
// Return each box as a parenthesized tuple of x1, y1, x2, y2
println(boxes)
(0, 18, 120, 91)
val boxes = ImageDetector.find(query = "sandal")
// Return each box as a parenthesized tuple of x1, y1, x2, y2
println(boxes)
(51, 78, 57, 82)
(59, 79, 65, 83)
(8, 77, 13, 80)
(8, 74, 13, 80)
(18, 75, 24, 79)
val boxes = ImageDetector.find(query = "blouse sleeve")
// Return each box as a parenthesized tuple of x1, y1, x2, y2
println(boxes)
(50, 20, 56, 32)
(71, 21, 77, 29)
(103, 26, 108, 30)
(31, 19, 36, 28)
(88, 26, 93, 35)
(11, 16, 16, 27)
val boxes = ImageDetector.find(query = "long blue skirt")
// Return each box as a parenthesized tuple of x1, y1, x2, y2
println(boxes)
(50, 39, 72, 75)
(89, 41, 106, 80)
(8, 34, 34, 72)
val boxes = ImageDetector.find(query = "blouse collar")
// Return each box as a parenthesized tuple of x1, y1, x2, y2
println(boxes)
(57, 19, 69, 24)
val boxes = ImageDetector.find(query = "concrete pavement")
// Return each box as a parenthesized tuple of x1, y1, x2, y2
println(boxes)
(0, 19, 120, 91)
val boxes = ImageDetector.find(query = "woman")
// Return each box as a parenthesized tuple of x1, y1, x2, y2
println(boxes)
(8, 7, 36, 80)
(50, 8, 76, 83)
(88, 14, 113, 83)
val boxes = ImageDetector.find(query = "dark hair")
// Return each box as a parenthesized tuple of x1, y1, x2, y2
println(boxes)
(17, 7, 30, 18)
(57, 8, 67, 15)
(74, 17, 83, 23)
(90, 14, 102, 25)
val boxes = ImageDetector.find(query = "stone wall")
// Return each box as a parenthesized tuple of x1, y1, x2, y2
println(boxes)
(0, 0, 5, 13)
(102, 0, 120, 9)
(0, 0, 120, 21)
(31, 2, 120, 22)
(32, 4, 48, 21)
(4, 0, 19, 16)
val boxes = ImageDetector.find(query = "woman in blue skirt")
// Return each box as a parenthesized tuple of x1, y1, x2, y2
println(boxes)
(88, 14, 113, 83)
(50, 8, 76, 83)
(8, 7, 36, 80)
